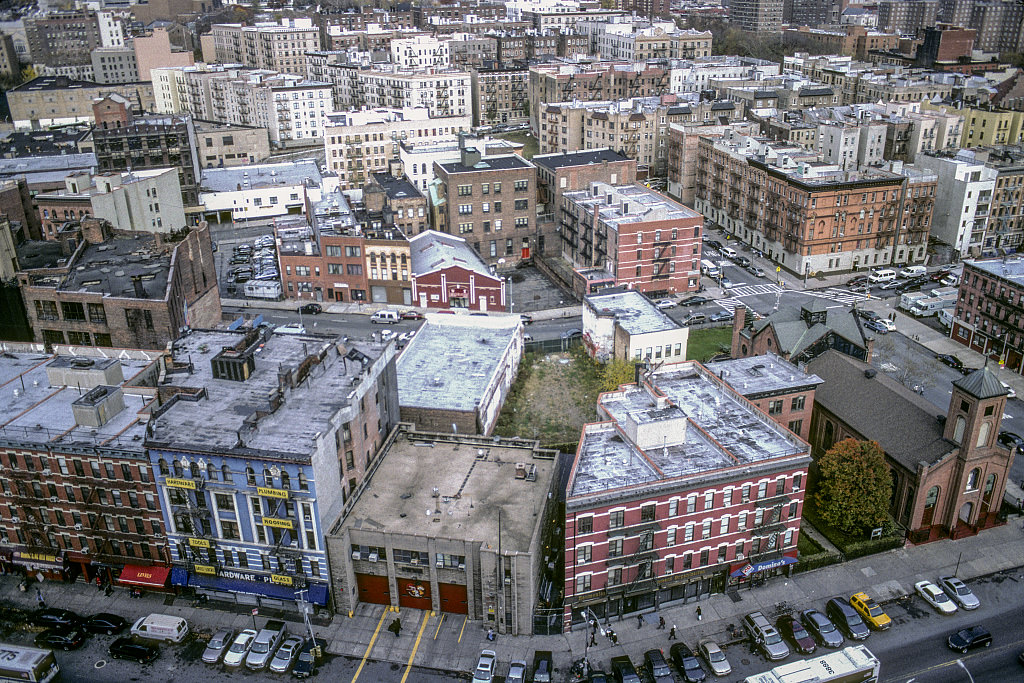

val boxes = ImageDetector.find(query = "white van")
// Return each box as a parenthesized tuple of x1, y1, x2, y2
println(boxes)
(131, 614, 190, 643)
(868, 269, 897, 284)
(720, 246, 738, 260)
(700, 259, 720, 278)
(899, 265, 926, 278)
(370, 310, 401, 324)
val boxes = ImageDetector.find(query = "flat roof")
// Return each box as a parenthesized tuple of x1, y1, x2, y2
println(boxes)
(565, 183, 701, 231)
(968, 256, 1024, 285)
(0, 352, 153, 450)
(397, 317, 519, 413)
(371, 172, 423, 200)
(0, 153, 97, 176)
(50, 233, 171, 299)
(338, 429, 554, 552)
(585, 290, 679, 335)
(704, 352, 824, 398)
(569, 361, 808, 501)
(200, 160, 322, 193)
(147, 329, 387, 459)
(438, 154, 531, 174)
(533, 148, 631, 171)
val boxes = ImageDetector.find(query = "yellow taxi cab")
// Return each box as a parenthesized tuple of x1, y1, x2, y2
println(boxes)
(849, 592, 891, 630)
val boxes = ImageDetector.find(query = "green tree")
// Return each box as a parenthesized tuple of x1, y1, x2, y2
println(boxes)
(600, 357, 637, 392)
(814, 438, 892, 534)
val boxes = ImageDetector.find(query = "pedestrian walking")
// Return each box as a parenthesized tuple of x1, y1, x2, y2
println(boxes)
(637, 613, 644, 629)
(487, 628, 495, 642)
(590, 631, 597, 646)
(696, 606, 703, 621)
(658, 616, 666, 630)
(668, 625, 677, 640)
(610, 630, 618, 645)
(34, 587, 42, 602)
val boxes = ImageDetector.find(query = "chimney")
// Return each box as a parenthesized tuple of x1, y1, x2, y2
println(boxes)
(460, 146, 481, 167)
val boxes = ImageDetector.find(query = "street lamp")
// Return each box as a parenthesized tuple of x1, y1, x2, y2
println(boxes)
(956, 658, 975, 683)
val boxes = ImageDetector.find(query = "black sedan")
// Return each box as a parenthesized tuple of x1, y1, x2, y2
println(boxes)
(709, 310, 734, 323)
(948, 626, 992, 653)
(800, 609, 844, 649)
(669, 643, 706, 682)
(293, 638, 327, 679)
(680, 296, 712, 307)
(936, 354, 969, 374)
(733, 256, 752, 268)
(109, 637, 160, 663)
(855, 309, 881, 323)
(777, 614, 817, 655)
(35, 626, 87, 651)
(83, 613, 127, 635)
(999, 431, 1024, 453)
(297, 303, 323, 315)
(31, 608, 81, 629)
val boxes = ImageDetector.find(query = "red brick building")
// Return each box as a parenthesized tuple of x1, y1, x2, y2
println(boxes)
(409, 230, 505, 311)
(34, 175, 93, 240)
(732, 302, 873, 365)
(559, 182, 702, 297)
(950, 257, 1024, 375)
(563, 361, 811, 628)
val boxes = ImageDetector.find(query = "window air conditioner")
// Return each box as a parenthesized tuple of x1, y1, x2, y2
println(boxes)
(351, 550, 361, 560)
(368, 552, 378, 562)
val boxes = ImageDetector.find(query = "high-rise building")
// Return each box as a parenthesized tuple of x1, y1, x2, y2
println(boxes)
(729, 0, 784, 32)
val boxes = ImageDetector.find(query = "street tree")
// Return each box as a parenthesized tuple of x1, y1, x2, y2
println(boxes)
(814, 438, 892, 534)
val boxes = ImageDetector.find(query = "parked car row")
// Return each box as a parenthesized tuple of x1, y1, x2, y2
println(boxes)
(201, 622, 322, 677)
(29, 608, 159, 664)
(227, 238, 279, 284)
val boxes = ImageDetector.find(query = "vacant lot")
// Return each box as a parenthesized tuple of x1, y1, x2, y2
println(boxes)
(686, 326, 733, 362)
(494, 131, 538, 159)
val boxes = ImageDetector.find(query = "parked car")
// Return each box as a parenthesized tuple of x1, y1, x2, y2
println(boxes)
(855, 309, 881, 322)
(83, 613, 127, 635)
(401, 310, 425, 321)
(292, 637, 326, 679)
(274, 323, 307, 336)
(223, 629, 257, 668)
(561, 328, 583, 340)
(938, 576, 980, 610)
(681, 296, 711, 307)
(506, 659, 528, 683)
(698, 640, 731, 677)
(743, 611, 790, 661)
(948, 626, 992, 653)
(800, 609, 844, 649)
(589, 671, 610, 683)
(825, 598, 870, 641)
(533, 650, 553, 683)
(847, 276, 869, 287)
(733, 255, 752, 268)
(643, 649, 674, 683)
(472, 650, 497, 683)
(31, 608, 81, 629)
(849, 592, 891, 630)
(655, 299, 677, 310)
(706, 240, 723, 251)
(878, 279, 904, 290)
(108, 637, 159, 663)
(297, 303, 322, 315)
(709, 310, 734, 323)
(915, 580, 958, 615)
(998, 431, 1024, 453)
(936, 354, 969, 374)
(864, 319, 892, 335)
(519, 314, 533, 325)
(720, 276, 734, 289)
(748, 265, 767, 278)
(229, 255, 251, 266)
(668, 643, 706, 682)
(269, 636, 303, 674)
(1001, 381, 1016, 399)
(940, 275, 959, 287)
(202, 628, 235, 664)
(610, 655, 641, 683)
(683, 313, 707, 326)
(35, 626, 87, 650)
(776, 614, 816, 655)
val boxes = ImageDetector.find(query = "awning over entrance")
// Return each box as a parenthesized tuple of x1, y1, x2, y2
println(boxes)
(118, 564, 171, 588)
(729, 554, 797, 578)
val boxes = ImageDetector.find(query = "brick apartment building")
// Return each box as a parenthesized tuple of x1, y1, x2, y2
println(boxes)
(0, 349, 171, 586)
(434, 148, 538, 268)
(409, 231, 505, 311)
(951, 257, 1024, 375)
(19, 219, 220, 349)
(369, 172, 428, 237)
(35, 175, 93, 240)
(471, 68, 529, 128)
(564, 361, 811, 628)
(559, 182, 703, 297)
(696, 132, 937, 276)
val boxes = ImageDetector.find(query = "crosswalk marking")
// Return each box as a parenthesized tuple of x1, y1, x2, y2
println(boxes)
(725, 284, 782, 298)
(805, 288, 870, 305)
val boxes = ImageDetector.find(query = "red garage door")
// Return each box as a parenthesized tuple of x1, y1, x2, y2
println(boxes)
(438, 582, 468, 614)
(397, 578, 432, 611)
(356, 573, 391, 606)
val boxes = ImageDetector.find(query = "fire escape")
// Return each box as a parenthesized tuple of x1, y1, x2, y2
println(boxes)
(436, 79, 450, 117)
(167, 480, 216, 572)
(265, 496, 306, 588)
(605, 523, 660, 603)
(746, 491, 791, 573)
(5, 468, 54, 554)
(651, 232, 672, 281)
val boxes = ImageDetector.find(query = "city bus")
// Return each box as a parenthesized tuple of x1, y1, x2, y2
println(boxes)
(743, 645, 879, 683)
(0, 643, 59, 682)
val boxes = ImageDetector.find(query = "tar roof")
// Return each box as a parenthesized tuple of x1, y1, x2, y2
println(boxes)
(53, 233, 171, 299)
(397, 318, 519, 412)
(565, 183, 701, 230)
(704, 352, 824, 398)
(200, 160, 322, 193)
(371, 172, 423, 200)
(568, 361, 808, 501)
(533, 148, 630, 171)
(438, 154, 531, 174)
(339, 428, 554, 552)
(806, 350, 954, 471)
(0, 352, 153, 450)
(969, 257, 1024, 287)
(585, 290, 680, 335)
(147, 329, 386, 458)
(409, 230, 494, 279)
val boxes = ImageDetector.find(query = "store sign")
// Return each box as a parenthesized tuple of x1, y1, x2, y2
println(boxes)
(194, 564, 217, 575)
(17, 551, 57, 564)
(730, 555, 797, 578)
(270, 574, 293, 586)
(262, 517, 294, 530)
(166, 478, 196, 490)
(188, 538, 211, 549)
(257, 486, 289, 500)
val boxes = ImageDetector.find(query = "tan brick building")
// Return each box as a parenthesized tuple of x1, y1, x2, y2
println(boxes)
(471, 68, 529, 128)
(7, 77, 155, 130)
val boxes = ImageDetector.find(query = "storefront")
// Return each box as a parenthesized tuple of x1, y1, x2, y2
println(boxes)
(11, 550, 65, 582)
(729, 552, 798, 587)
(171, 566, 329, 609)
(117, 564, 172, 592)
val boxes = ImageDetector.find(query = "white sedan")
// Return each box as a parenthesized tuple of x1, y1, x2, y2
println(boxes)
(655, 299, 676, 310)
(223, 629, 257, 668)
(915, 580, 957, 615)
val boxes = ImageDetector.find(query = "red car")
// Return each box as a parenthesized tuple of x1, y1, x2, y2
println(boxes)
(777, 614, 817, 655)
(400, 310, 425, 320)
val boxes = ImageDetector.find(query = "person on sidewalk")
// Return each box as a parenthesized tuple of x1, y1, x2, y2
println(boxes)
(590, 631, 597, 647)
(668, 625, 677, 640)
(696, 606, 702, 621)
(657, 616, 665, 630)
(637, 613, 644, 629)
(486, 628, 495, 642)
(34, 587, 42, 602)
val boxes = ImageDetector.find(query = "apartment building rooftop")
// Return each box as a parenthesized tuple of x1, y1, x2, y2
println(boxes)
(585, 290, 679, 335)
(147, 329, 386, 459)
(967, 256, 1024, 284)
(438, 153, 531, 174)
(564, 182, 701, 231)
(0, 351, 154, 450)
(396, 316, 519, 415)
(325, 106, 433, 127)
(338, 427, 555, 552)
(569, 361, 809, 501)
(200, 160, 322, 193)
(533, 148, 632, 170)
(704, 352, 823, 398)
(371, 172, 422, 200)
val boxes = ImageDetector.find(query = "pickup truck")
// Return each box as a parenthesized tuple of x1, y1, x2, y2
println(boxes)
(245, 619, 287, 670)
(532, 650, 553, 683)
